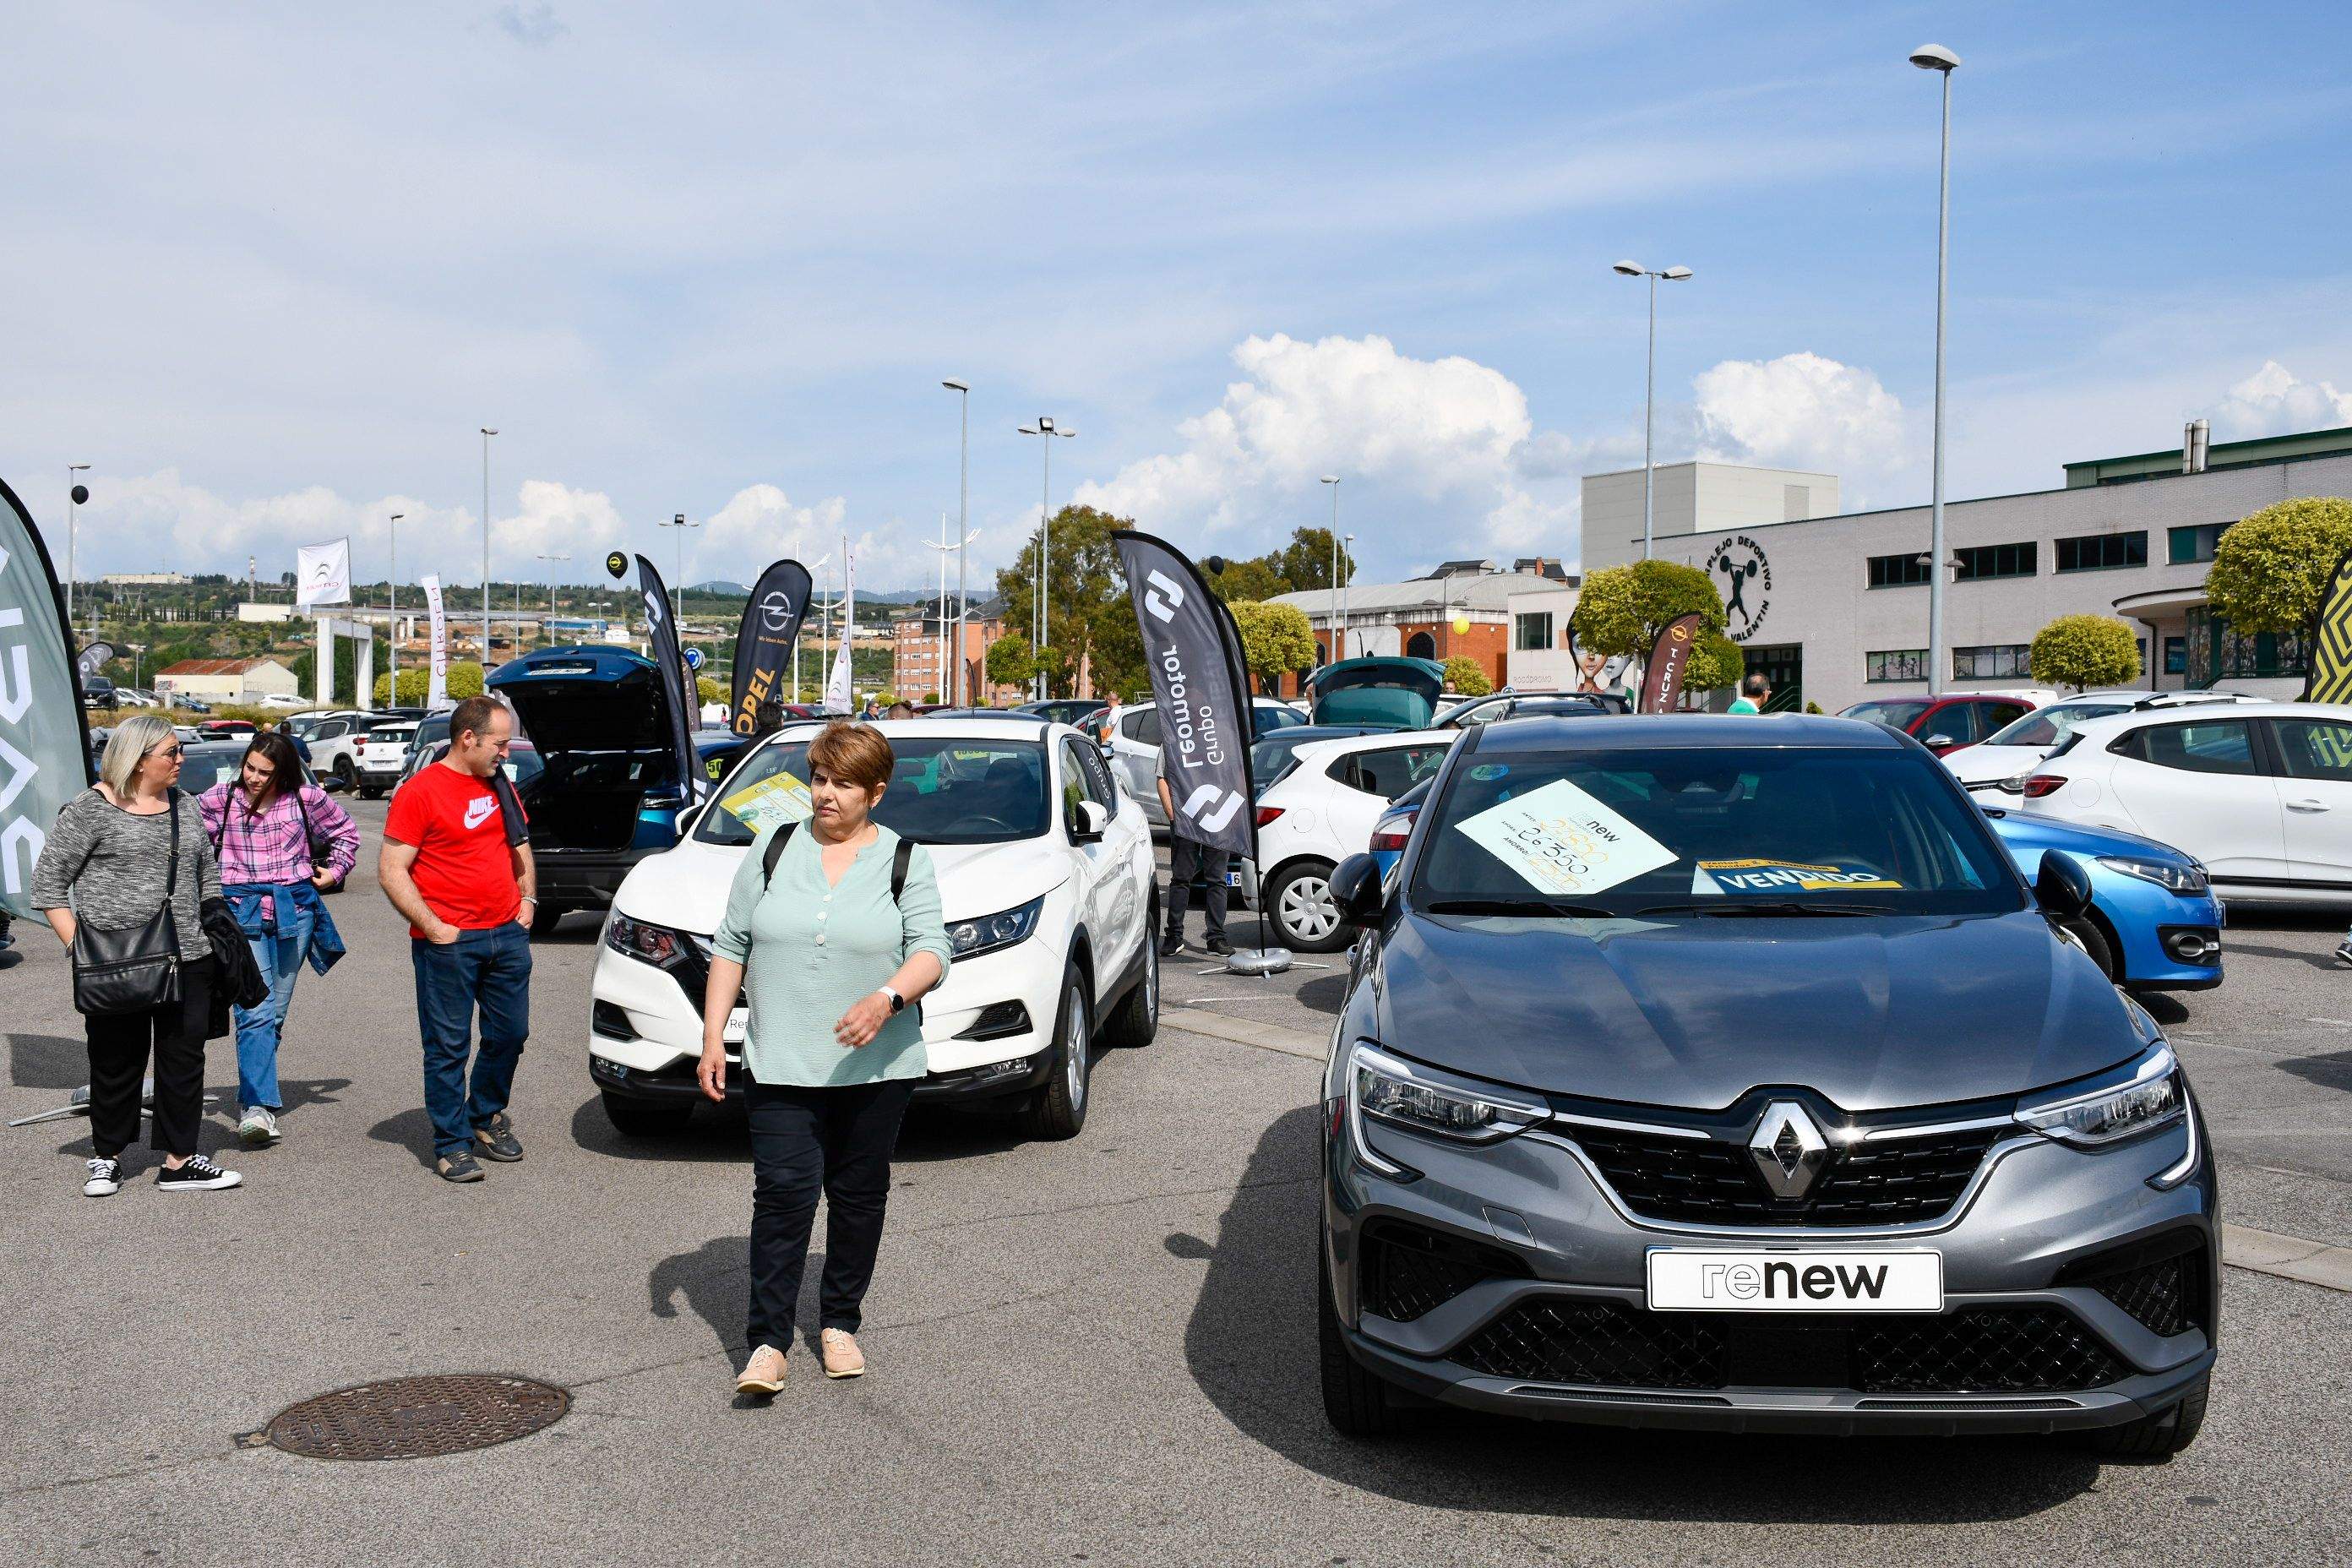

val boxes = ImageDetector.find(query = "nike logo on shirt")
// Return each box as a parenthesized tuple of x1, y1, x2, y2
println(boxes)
(464, 797, 498, 830)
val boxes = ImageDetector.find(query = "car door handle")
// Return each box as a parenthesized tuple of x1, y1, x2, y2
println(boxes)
(2288, 799, 2332, 812)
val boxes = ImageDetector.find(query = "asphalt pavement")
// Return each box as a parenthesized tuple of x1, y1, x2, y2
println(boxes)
(3, 799, 2349, 1565)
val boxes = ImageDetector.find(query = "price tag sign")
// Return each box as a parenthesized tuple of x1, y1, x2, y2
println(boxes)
(1455, 778, 1677, 898)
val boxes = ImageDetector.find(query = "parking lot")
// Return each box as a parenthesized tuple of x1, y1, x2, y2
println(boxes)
(6, 796, 2351, 1565)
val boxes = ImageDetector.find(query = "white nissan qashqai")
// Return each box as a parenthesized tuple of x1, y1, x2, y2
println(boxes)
(587, 717, 1160, 1141)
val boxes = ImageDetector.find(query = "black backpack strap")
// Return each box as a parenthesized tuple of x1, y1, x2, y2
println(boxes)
(760, 821, 798, 889)
(892, 836, 912, 901)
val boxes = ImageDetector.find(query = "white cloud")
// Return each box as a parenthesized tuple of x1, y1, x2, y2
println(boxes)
(1692, 352, 1910, 495)
(1075, 332, 1569, 563)
(2204, 360, 2352, 441)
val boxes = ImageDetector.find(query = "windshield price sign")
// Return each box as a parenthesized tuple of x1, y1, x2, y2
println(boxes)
(1456, 777, 1676, 897)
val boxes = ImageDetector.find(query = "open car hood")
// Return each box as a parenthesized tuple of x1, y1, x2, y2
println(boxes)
(489, 645, 673, 762)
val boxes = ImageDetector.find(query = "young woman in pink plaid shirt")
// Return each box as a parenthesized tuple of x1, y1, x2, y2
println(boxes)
(198, 732, 359, 1146)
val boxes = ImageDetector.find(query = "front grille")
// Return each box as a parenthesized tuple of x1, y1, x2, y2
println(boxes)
(1456, 1298, 2127, 1395)
(1359, 1224, 1525, 1323)
(1567, 1124, 2001, 1228)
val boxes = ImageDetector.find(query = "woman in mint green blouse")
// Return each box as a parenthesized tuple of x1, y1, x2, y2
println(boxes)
(698, 723, 950, 1396)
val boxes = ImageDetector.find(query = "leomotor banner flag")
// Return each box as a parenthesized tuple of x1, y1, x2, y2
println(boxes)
(732, 559, 814, 735)
(0, 476, 94, 919)
(1113, 529, 1257, 860)
(2305, 547, 2352, 705)
(296, 538, 351, 609)
(637, 556, 707, 801)
(1639, 612, 1706, 715)
(422, 574, 450, 710)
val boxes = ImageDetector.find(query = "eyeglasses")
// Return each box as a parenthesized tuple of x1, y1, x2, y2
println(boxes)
(147, 743, 183, 760)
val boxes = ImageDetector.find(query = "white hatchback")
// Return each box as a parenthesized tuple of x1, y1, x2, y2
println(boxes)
(587, 719, 1161, 1141)
(1234, 729, 1457, 950)
(1944, 690, 2261, 796)
(2016, 700, 2352, 902)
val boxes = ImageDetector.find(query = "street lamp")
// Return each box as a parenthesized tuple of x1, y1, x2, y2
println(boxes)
(926, 520, 980, 705)
(659, 512, 700, 626)
(1611, 260, 1694, 560)
(1911, 41, 1961, 695)
(536, 552, 570, 651)
(387, 512, 403, 705)
(1342, 532, 1356, 657)
(67, 465, 90, 634)
(1320, 476, 1342, 666)
(1018, 417, 1076, 700)
(944, 379, 971, 705)
(479, 427, 498, 666)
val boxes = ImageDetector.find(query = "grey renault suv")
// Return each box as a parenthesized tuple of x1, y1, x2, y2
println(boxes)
(1319, 714, 2214, 1452)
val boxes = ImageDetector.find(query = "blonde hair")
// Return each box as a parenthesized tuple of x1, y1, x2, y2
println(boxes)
(101, 715, 177, 797)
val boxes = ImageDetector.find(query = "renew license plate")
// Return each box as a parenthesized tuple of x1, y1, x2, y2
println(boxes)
(721, 1006, 749, 1044)
(1646, 1249, 1942, 1313)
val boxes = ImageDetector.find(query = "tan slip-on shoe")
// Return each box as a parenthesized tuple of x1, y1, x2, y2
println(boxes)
(819, 1329, 866, 1380)
(735, 1344, 787, 1395)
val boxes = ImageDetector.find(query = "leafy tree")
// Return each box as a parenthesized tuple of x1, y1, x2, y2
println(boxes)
(2030, 614, 2142, 691)
(985, 633, 1035, 691)
(2204, 497, 2352, 642)
(1442, 656, 1492, 697)
(992, 505, 1146, 700)
(1229, 601, 1319, 694)
(1278, 527, 1358, 593)
(695, 675, 721, 705)
(372, 662, 483, 705)
(1207, 556, 1291, 602)
(1571, 559, 1729, 657)
(1685, 632, 1746, 694)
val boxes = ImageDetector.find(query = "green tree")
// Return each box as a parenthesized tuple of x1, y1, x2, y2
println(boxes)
(1228, 601, 1319, 694)
(695, 675, 721, 705)
(1207, 556, 1291, 602)
(1277, 526, 1358, 593)
(2030, 614, 2142, 691)
(2204, 496, 2352, 643)
(992, 505, 1146, 700)
(1442, 655, 1493, 697)
(1571, 559, 1729, 657)
(985, 634, 1036, 692)
(371, 661, 483, 705)
(1686, 632, 1747, 694)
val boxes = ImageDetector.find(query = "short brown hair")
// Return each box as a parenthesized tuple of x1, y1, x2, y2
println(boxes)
(450, 694, 506, 743)
(807, 721, 893, 793)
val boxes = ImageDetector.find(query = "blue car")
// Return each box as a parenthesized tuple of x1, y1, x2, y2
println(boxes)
(487, 645, 751, 933)
(1367, 785, 2224, 994)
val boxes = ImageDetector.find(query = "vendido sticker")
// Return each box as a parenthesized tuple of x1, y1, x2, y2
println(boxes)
(1454, 778, 1678, 897)
(1690, 858, 1903, 896)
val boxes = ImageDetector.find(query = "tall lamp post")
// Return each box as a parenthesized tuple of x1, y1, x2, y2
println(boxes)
(536, 552, 569, 651)
(1610, 260, 1694, 560)
(1911, 41, 1961, 696)
(67, 465, 90, 634)
(1320, 475, 1342, 665)
(1341, 532, 1356, 658)
(659, 513, 700, 627)
(479, 428, 497, 667)
(387, 512, 403, 705)
(926, 520, 980, 705)
(943, 379, 971, 705)
(1017, 417, 1075, 700)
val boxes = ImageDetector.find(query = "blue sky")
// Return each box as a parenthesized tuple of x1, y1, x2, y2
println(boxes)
(6, 2, 2351, 594)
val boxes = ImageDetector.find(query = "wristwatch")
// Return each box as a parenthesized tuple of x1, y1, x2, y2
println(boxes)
(879, 985, 905, 1015)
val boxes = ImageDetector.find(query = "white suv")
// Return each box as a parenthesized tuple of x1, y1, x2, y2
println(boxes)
(2017, 700, 2352, 901)
(588, 718, 1160, 1141)
(1235, 729, 1456, 950)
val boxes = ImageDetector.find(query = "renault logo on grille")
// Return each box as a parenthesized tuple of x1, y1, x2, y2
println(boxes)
(1748, 1102, 1830, 1198)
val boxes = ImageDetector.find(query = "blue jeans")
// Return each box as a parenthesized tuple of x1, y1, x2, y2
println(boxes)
(233, 896, 317, 1112)
(411, 923, 533, 1157)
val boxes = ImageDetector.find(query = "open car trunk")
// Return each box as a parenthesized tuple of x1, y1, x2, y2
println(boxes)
(1308, 657, 1446, 730)
(490, 647, 682, 855)
(514, 752, 678, 852)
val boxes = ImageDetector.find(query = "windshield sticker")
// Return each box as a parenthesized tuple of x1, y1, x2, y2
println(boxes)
(721, 771, 814, 834)
(1454, 777, 1678, 896)
(1690, 858, 1903, 896)
(1467, 763, 1510, 781)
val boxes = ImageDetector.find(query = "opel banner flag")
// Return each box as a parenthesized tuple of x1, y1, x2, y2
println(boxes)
(1113, 530, 1257, 860)
(637, 556, 707, 800)
(1639, 612, 1707, 715)
(731, 560, 814, 734)
(0, 476, 94, 919)
(2306, 547, 2352, 705)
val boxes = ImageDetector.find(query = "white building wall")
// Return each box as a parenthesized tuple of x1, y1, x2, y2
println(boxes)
(1580, 463, 1839, 571)
(1504, 584, 1582, 690)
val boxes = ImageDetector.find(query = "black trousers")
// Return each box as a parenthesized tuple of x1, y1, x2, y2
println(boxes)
(744, 1075, 915, 1351)
(1165, 834, 1230, 941)
(85, 961, 213, 1159)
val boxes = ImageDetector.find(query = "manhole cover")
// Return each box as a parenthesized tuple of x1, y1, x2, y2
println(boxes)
(262, 1375, 568, 1461)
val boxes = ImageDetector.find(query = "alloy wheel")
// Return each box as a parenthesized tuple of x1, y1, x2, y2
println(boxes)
(1063, 983, 1091, 1113)
(1279, 874, 1338, 944)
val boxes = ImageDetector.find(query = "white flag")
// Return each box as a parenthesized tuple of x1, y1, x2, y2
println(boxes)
(824, 546, 855, 712)
(296, 539, 351, 608)
(422, 574, 450, 710)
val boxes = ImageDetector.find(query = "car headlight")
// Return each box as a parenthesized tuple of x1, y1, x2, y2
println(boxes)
(605, 911, 694, 971)
(2096, 855, 2208, 896)
(1343, 1041, 1548, 1174)
(2016, 1046, 2184, 1147)
(948, 895, 1044, 959)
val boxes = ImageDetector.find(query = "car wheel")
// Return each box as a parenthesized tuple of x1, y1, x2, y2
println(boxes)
(2061, 916, 2119, 982)
(1319, 1237, 1403, 1437)
(333, 757, 357, 791)
(531, 903, 566, 938)
(2080, 1372, 2207, 1457)
(1268, 859, 1348, 953)
(600, 1092, 693, 1138)
(1021, 966, 1092, 1141)
(1099, 912, 1160, 1050)
(360, 786, 383, 800)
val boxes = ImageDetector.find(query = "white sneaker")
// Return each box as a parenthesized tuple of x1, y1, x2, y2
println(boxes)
(238, 1107, 280, 1146)
(83, 1157, 122, 1197)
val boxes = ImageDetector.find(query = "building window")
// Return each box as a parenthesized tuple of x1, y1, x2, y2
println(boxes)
(1866, 649, 1927, 683)
(1953, 542, 2037, 581)
(1513, 612, 1553, 651)
(1952, 644, 2033, 679)
(2185, 607, 2306, 683)
(2164, 635, 2186, 675)
(1866, 553, 1930, 589)
(2168, 522, 2233, 564)
(2054, 531, 2148, 572)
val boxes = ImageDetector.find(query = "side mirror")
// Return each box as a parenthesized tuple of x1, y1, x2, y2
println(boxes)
(1329, 852, 1386, 928)
(1070, 798, 1108, 842)
(674, 805, 703, 837)
(1923, 733, 1957, 749)
(2035, 850, 2093, 922)
(317, 776, 347, 795)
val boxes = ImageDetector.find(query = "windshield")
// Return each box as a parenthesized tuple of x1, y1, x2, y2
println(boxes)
(1840, 700, 1930, 730)
(699, 734, 1049, 847)
(1409, 745, 2023, 917)
(1982, 700, 2125, 749)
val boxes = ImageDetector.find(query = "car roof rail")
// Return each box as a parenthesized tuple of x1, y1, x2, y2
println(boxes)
(2130, 690, 2254, 710)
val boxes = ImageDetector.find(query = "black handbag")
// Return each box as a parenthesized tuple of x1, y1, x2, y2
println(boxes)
(72, 797, 186, 1016)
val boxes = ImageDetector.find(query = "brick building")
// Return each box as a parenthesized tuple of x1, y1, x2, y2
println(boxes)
(890, 596, 1022, 705)
(1267, 558, 1574, 700)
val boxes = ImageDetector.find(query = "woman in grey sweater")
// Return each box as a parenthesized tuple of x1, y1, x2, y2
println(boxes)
(30, 715, 240, 1195)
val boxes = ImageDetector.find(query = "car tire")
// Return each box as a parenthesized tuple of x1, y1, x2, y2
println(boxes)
(1021, 966, 1092, 1141)
(1319, 1238, 1403, 1437)
(600, 1092, 693, 1138)
(1099, 914, 1160, 1050)
(2061, 916, 2119, 982)
(1267, 859, 1348, 953)
(360, 786, 383, 800)
(333, 757, 357, 792)
(530, 903, 566, 938)
(2080, 1373, 2208, 1457)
